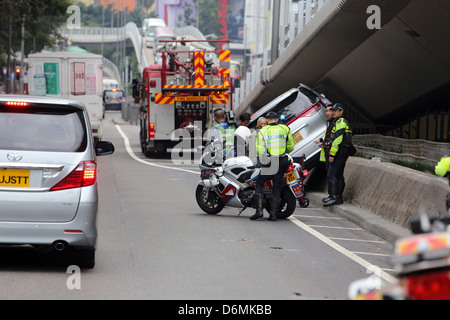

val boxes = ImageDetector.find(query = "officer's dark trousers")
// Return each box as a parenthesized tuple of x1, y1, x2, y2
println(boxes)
(327, 153, 348, 184)
(255, 155, 290, 199)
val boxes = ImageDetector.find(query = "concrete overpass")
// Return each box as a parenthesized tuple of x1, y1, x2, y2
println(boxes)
(236, 0, 450, 138)
(59, 22, 148, 75)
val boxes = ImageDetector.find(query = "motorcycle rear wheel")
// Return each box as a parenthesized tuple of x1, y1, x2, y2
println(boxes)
(265, 188, 297, 219)
(195, 185, 224, 215)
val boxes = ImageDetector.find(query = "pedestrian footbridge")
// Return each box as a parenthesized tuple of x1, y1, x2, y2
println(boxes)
(59, 22, 148, 75)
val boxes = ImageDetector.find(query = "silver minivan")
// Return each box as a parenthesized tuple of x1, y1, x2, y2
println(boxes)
(249, 84, 330, 169)
(0, 95, 114, 268)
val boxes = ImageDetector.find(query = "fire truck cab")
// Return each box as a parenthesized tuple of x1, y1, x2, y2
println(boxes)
(138, 39, 233, 157)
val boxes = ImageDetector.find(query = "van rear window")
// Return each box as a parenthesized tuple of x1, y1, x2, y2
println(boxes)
(0, 106, 87, 152)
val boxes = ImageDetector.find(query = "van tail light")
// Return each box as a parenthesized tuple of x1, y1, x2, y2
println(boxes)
(407, 270, 450, 300)
(5, 101, 29, 107)
(286, 102, 322, 126)
(50, 161, 97, 191)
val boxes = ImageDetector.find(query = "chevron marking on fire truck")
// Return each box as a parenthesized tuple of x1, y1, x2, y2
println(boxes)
(194, 51, 205, 86)
(164, 85, 226, 90)
(219, 50, 230, 74)
(155, 93, 175, 104)
(210, 94, 229, 104)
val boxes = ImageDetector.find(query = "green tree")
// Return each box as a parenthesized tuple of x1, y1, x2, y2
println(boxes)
(197, 0, 224, 38)
(0, 0, 72, 74)
(176, 0, 225, 37)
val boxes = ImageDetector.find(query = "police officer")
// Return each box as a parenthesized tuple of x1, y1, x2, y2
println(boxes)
(323, 103, 352, 207)
(210, 108, 236, 161)
(435, 156, 450, 211)
(435, 156, 450, 178)
(315, 103, 335, 202)
(250, 111, 294, 221)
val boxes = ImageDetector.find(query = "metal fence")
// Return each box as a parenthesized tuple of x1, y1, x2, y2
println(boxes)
(353, 134, 449, 168)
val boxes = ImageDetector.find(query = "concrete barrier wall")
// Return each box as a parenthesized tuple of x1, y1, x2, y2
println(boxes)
(340, 157, 449, 228)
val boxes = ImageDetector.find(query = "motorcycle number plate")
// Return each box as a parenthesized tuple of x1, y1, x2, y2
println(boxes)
(290, 183, 304, 198)
(286, 171, 296, 183)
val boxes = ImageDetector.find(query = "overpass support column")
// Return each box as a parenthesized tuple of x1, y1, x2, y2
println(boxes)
(271, 0, 281, 64)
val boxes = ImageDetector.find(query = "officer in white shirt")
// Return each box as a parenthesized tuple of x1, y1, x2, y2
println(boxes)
(235, 112, 252, 157)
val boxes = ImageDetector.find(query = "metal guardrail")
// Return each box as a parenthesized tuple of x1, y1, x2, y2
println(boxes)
(353, 134, 449, 168)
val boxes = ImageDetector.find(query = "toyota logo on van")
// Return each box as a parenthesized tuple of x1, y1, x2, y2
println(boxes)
(7, 152, 23, 162)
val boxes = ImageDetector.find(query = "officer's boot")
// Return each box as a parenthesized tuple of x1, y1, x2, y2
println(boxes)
(322, 182, 333, 203)
(323, 181, 343, 207)
(268, 198, 280, 221)
(250, 193, 264, 220)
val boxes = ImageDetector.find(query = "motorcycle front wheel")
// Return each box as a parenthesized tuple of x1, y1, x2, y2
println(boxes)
(195, 185, 224, 215)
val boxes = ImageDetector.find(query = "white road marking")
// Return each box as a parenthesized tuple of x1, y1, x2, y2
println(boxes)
(288, 216, 397, 284)
(115, 125, 198, 175)
(308, 225, 362, 230)
(328, 237, 386, 243)
(352, 251, 391, 257)
(294, 215, 342, 219)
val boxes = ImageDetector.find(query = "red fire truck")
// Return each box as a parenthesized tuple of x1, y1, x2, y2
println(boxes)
(138, 39, 233, 157)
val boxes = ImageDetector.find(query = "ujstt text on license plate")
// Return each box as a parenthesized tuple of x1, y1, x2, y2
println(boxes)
(0, 169, 30, 187)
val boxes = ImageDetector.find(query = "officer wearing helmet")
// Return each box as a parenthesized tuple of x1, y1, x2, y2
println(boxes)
(250, 111, 294, 221)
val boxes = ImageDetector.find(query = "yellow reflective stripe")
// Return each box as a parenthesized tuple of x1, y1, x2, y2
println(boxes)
(330, 146, 338, 156)
(320, 149, 326, 162)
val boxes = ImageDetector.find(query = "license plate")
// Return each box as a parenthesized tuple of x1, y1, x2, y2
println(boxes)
(286, 171, 296, 183)
(293, 131, 303, 145)
(290, 183, 304, 198)
(0, 169, 30, 187)
(111, 98, 118, 102)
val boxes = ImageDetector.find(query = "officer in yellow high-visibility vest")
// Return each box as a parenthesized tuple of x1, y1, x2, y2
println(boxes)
(250, 111, 294, 221)
(435, 157, 450, 178)
(323, 103, 352, 207)
(315, 103, 335, 203)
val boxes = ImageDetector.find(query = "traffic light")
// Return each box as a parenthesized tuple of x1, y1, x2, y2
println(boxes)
(15, 67, 21, 81)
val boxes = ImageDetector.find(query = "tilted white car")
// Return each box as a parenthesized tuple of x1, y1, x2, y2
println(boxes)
(249, 84, 330, 169)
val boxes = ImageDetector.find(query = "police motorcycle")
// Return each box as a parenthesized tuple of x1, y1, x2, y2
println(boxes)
(348, 162, 450, 300)
(195, 135, 309, 219)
